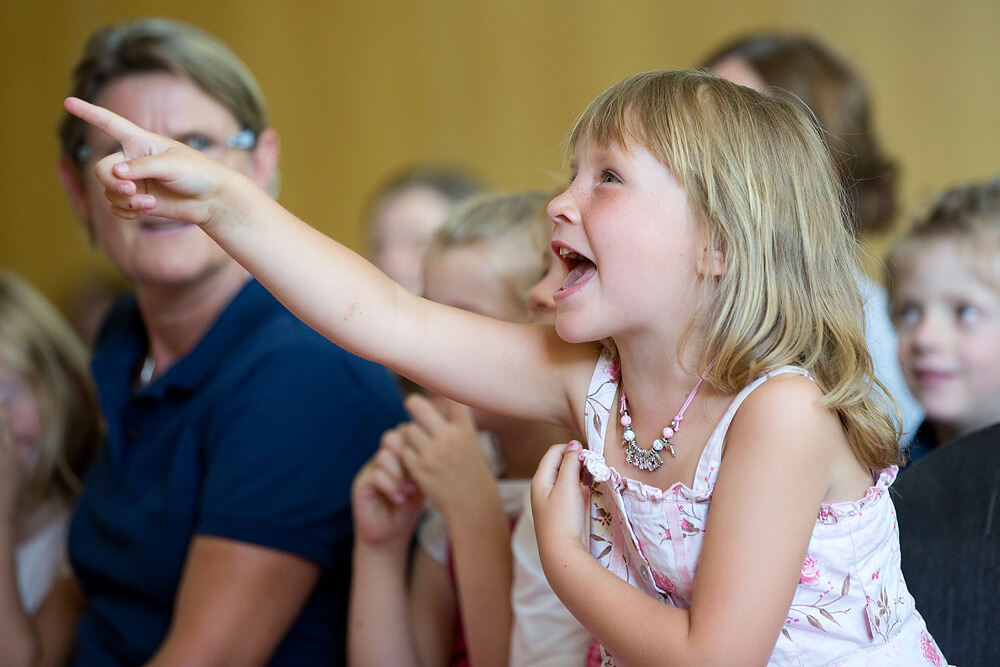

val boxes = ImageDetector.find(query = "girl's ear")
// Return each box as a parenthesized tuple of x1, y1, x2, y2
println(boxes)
(698, 246, 726, 277)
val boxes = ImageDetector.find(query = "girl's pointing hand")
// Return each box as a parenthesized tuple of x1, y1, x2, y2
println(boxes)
(64, 97, 235, 226)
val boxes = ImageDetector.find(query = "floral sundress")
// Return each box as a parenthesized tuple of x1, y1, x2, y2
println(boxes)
(578, 350, 948, 665)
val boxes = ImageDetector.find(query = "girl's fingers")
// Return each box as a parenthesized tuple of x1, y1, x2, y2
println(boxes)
(64, 97, 145, 145)
(403, 393, 447, 433)
(367, 465, 411, 504)
(531, 442, 572, 500)
(372, 438, 407, 481)
(531, 441, 583, 500)
(439, 398, 476, 429)
(103, 188, 156, 215)
(554, 440, 583, 487)
(397, 421, 432, 453)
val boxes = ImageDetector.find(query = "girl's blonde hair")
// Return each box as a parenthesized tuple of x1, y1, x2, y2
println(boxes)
(568, 69, 898, 470)
(429, 191, 550, 310)
(0, 271, 103, 507)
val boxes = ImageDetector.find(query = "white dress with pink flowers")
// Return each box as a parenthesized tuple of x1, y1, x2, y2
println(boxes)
(579, 351, 947, 666)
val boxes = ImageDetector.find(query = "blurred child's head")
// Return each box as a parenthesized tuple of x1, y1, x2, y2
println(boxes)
(887, 177, 1000, 441)
(366, 165, 483, 295)
(704, 33, 898, 236)
(562, 69, 896, 469)
(424, 191, 549, 323)
(0, 271, 103, 508)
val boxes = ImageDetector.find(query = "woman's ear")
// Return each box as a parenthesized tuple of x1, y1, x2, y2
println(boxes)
(698, 246, 726, 277)
(57, 156, 96, 243)
(249, 128, 280, 197)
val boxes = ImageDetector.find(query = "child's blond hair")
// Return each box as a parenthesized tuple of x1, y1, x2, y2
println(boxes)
(0, 271, 103, 507)
(568, 69, 898, 470)
(886, 176, 1000, 300)
(429, 191, 550, 310)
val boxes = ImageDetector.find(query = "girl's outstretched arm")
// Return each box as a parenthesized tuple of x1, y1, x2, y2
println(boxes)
(532, 376, 842, 666)
(64, 98, 593, 429)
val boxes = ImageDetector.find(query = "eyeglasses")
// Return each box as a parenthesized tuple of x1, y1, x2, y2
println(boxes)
(74, 128, 257, 164)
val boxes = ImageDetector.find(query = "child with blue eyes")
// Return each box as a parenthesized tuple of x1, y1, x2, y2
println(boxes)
(65, 69, 946, 665)
(886, 177, 1000, 463)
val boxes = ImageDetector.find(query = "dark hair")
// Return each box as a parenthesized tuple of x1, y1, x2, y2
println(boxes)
(704, 33, 898, 235)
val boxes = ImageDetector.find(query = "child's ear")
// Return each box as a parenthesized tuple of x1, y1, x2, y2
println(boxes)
(698, 246, 726, 277)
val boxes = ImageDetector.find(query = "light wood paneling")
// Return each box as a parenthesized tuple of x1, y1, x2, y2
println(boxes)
(1, 0, 996, 310)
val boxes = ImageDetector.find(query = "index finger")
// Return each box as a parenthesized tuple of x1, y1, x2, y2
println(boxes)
(64, 97, 145, 144)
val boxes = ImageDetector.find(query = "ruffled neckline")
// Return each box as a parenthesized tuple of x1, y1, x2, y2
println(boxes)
(581, 449, 899, 523)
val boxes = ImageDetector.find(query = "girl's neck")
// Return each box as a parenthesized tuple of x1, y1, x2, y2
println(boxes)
(134, 266, 250, 377)
(614, 335, 704, 403)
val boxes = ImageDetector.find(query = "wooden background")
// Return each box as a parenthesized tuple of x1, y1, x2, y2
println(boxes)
(1, 0, 997, 311)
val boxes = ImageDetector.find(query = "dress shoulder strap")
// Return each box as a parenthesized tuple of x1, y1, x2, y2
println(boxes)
(693, 366, 813, 493)
(583, 348, 620, 456)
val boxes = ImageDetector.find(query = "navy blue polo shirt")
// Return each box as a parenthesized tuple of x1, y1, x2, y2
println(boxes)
(68, 279, 406, 666)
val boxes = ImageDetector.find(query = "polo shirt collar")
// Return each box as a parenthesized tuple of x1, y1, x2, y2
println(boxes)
(98, 279, 276, 400)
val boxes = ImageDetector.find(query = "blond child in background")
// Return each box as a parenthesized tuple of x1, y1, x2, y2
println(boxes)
(66, 68, 945, 665)
(886, 177, 1000, 460)
(365, 165, 483, 296)
(349, 191, 573, 667)
(0, 271, 102, 664)
(887, 176, 1000, 666)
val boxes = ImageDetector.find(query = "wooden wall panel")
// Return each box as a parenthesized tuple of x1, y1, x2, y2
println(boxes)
(0, 0, 996, 310)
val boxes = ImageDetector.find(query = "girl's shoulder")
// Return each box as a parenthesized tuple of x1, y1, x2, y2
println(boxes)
(726, 369, 846, 462)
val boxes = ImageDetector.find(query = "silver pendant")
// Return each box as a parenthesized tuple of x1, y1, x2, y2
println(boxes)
(622, 439, 664, 471)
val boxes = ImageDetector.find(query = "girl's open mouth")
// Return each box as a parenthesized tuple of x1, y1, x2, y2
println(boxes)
(557, 246, 596, 292)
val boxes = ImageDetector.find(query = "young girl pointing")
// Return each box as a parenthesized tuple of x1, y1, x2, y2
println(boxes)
(66, 69, 946, 665)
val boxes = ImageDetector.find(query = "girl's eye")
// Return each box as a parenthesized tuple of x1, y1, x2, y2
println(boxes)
(894, 304, 921, 327)
(600, 170, 621, 184)
(956, 304, 980, 324)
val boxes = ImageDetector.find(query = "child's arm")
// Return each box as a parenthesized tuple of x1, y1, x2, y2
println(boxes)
(532, 375, 839, 666)
(408, 548, 458, 667)
(64, 98, 594, 430)
(348, 441, 426, 667)
(396, 395, 513, 667)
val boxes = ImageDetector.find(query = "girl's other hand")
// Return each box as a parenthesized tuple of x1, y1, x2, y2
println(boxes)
(530, 441, 589, 570)
(350, 433, 424, 555)
(395, 394, 497, 522)
(63, 97, 231, 226)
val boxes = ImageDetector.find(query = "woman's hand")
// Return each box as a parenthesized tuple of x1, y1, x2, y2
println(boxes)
(63, 97, 237, 227)
(395, 394, 499, 523)
(351, 433, 424, 556)
(530, 441, 590, 572)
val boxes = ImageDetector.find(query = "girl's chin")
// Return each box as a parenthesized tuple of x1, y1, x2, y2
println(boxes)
(554, 316, 604, 345)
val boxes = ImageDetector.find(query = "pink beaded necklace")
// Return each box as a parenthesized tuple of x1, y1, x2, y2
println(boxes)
(618, 364, 713, 471)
